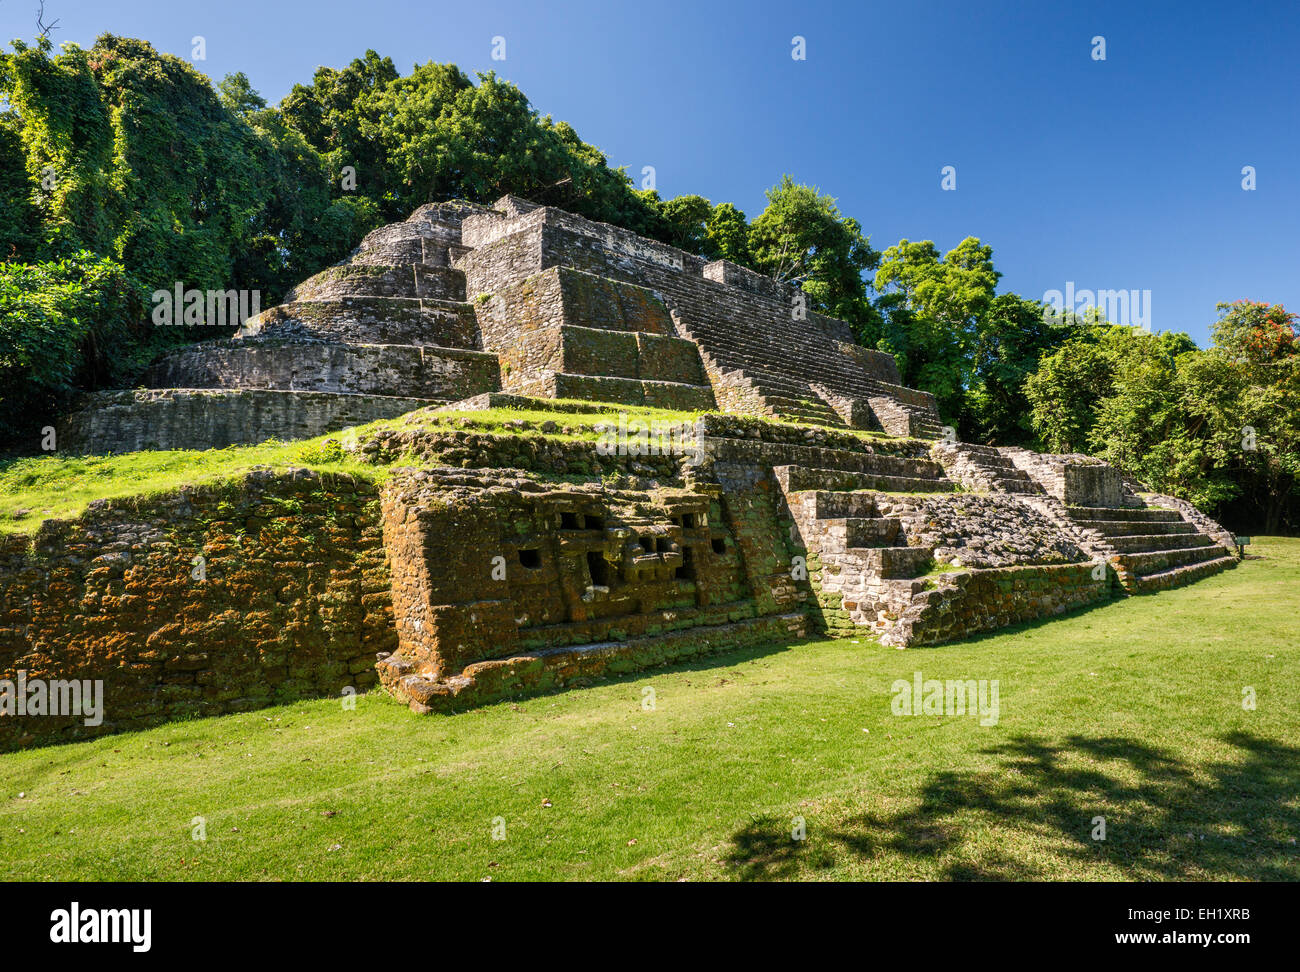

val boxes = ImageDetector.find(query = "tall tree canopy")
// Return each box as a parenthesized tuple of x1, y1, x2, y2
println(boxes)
(1023, 308, 1300, 532)
(873, 237, 1001, 420)
(748, 176, 880, 328)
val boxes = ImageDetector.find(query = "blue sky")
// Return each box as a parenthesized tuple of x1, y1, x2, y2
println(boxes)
(3, 0, 1296, 346)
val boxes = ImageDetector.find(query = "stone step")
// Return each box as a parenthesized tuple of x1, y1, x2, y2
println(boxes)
(1108, 532, 1218, 553)
(1067, 506, 1183, 522)
(1117, 545, 1230, 576)
(989, 479, 1043, 494)
(1071, 518, 1198, 537)
(846, 545, 934, 579)
(818, 516, 902, 547)
(1126, 554, 1237, 593)
(548, 373, 716, 411)
(682, 325, 935, 429)
(960, 458, 1032, 480)
(759, 392, 844, 416)
(949, 442, 1003, 457)
(685, 320, 945, 436)
(931, 441, 1048, 495)
(773, 463, 953, 494)
(286, 264, 465, 302)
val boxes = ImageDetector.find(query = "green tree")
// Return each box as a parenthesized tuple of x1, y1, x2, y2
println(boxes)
(749, 176, 879, 328)
(0, 114, 38, 259)
(280, 49, 399, 214)
(656, 194, 714, 252)
(1212, 299, 1298, 364)
(1210, 301, 1300, 532)
(353, 65, 659, 233)
(216, 71, 267, 116)
(1025, 325, 1196, 455)
(964, 293, 1070, 444)
(0, 252, 144, 437)
(0, 34, 378, 444)
(704, 202, 751, 265)
(873, 237, 1000, 419)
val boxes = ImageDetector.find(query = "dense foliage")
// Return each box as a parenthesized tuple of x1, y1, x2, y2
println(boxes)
(0, 252, 144, 429)
(1025, 302, 1299, 532)
(0, 34, 1294, 530)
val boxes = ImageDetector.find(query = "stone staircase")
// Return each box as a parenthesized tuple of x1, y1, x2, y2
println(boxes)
(774, 462, 952, 635)
(931, 442, 1044, 495)
(679, 325, 849, 427)
(773, 461, 956, 496)
(1065, 506, 1237, 593)
(673, 316, 945, 436)
(867, 395, 947, 439)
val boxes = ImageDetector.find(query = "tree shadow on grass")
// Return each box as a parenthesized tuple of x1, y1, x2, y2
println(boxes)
(724, 732, 1300, 880)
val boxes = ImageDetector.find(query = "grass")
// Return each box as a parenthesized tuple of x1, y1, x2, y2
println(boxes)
(0, 402, 698, 535)
(1, 538, 1296, 882)
(0, 436, 383, 536)
(407, 400, 702, 439)
(0, 402, 911, 535)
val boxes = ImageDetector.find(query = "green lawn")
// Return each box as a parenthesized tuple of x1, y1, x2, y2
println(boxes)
(2, 539, 1297, 882)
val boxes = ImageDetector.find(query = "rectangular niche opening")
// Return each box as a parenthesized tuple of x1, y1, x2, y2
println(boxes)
(587, 551, 609, 586)
(656, 538, 672, 553)
(584, 514, 605, 530)
(518, 548, 542, 569)
(675, 546, 696, 580)
(560, 512, 580, 529)
(679, 513, 696, 528)
(639, 536, 655, 553)
(711, 538, 726, 555)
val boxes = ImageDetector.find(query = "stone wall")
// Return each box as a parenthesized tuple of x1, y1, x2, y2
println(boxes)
(476, 266, 676, 341)
(235, 298, 481, 349)
(60, 388, 436, 454)
(9, 404, 1243, 745)
(470, 260, 715, 408)
(886, 563, 1111, 646)
(375, 467, 808, 711)
(0, 470, 394, 751)
(146, 340, 500, 400)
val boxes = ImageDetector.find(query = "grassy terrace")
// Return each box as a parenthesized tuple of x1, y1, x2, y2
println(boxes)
(1, 538, 1295, 882)
(0, 402, 898, 535)
(0, 402, 698, 535)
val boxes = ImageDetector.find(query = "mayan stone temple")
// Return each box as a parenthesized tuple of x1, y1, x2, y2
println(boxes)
(3, 196, 1239, 746)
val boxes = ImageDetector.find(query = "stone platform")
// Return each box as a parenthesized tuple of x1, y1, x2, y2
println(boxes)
(6, 196, 1239, 743)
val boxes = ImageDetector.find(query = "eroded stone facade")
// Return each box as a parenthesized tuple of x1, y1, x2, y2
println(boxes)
(0, 470, 392, 749)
